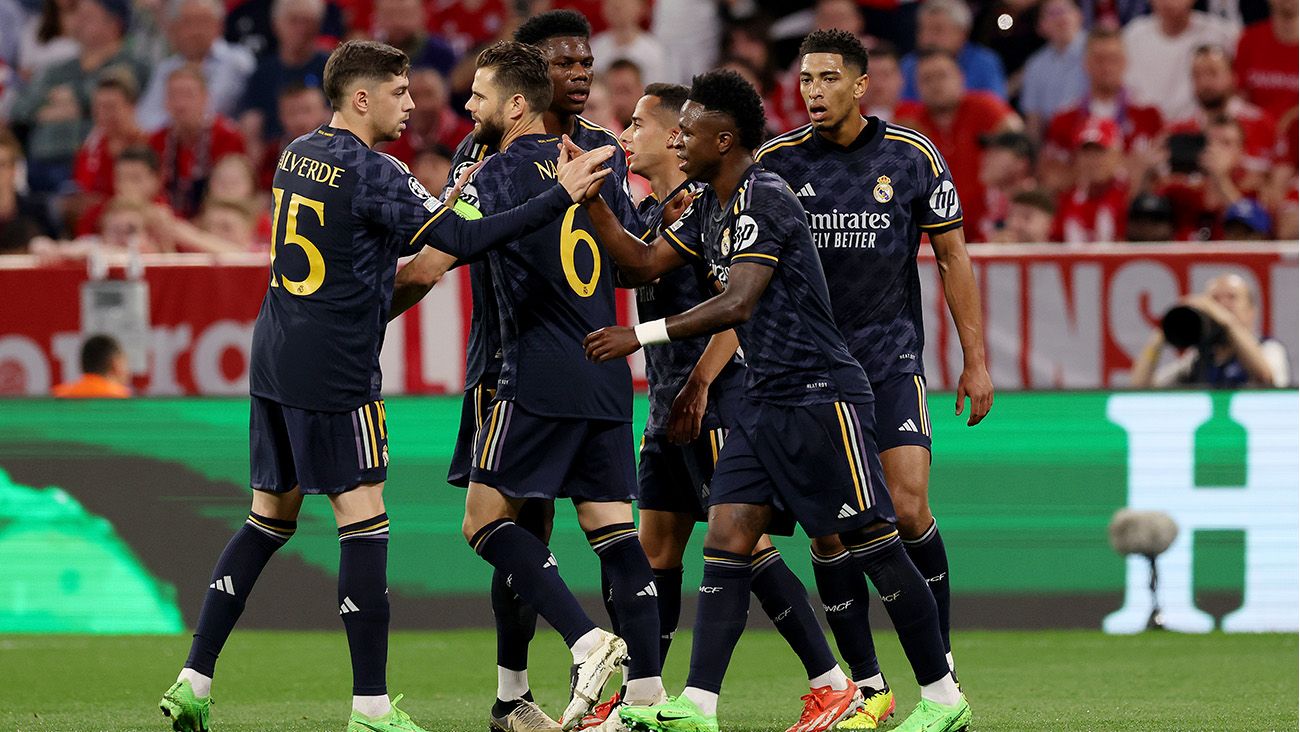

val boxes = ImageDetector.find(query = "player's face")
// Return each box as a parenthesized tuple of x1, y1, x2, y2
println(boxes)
(537, 36, 594, 116)
(467, 67, 508, 148)
(799, 52, 867, 131)
(674, 101, 722, 180)
(368, 73, 414, 143)
(621, 95, 677, 176)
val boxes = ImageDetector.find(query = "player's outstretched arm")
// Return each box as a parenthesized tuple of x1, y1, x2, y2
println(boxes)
(584, 194, 687, 286)
(665, 329, 740, 445)
(417, 146, 616, 261)
(584, 262, 772, 363)
(931, 227, 993, 426)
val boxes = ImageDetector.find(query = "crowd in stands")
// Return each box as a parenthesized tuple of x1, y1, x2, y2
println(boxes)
(0, 0, 1294, 258)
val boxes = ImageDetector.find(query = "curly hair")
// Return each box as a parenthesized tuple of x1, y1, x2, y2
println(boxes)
(514, 9, 591, 46)
(798, 28, 869, 76)
(688, 70, 767, 151)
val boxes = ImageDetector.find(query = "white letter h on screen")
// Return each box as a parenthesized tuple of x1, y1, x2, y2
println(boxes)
(1104, 393, 1298, 633)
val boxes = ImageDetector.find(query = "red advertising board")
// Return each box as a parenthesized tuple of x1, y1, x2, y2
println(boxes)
(0, 244, 1294, 396)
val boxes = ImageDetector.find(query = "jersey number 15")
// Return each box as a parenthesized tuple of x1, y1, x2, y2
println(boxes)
(269, 187, 326, 296)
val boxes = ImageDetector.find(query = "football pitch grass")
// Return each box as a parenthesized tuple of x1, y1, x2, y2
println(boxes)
(2, 630, 1295, 731)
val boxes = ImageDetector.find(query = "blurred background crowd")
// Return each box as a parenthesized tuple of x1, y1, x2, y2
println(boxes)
(0, 0, 1294, 261)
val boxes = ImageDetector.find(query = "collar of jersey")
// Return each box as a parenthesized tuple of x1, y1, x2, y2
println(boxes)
(812, 116, 884, 154)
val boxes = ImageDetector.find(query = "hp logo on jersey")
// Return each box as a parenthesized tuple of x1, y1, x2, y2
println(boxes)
(929, 180, 959, 218)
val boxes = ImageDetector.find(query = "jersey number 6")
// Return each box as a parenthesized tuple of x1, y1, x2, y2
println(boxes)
(269, 187, 327, 297)
(560, 204, 601, 298)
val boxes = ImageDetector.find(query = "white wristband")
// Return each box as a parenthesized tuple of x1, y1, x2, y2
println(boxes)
(634, 318, 671, 346)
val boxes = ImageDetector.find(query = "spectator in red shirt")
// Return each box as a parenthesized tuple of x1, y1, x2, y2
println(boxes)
(1159, 116, 1264, 240)
(1234, 0, 1298, 123)
(976, 131, 1037, 242)
(895, 49, 1022, 236)
(1042, 27, 1164, 192)
(70, 67, 146, 221)
(75, 145, 174, 237)
(429, 0, 510, 57)
(1166, 45, 1277, 175)
(149, 65, 246, 219)
(377, 68, 472, 168)
(1053, 117, 1130, 243)
(256, 82, 331, 190)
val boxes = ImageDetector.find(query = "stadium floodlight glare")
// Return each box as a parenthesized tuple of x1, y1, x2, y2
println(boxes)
(1108, 509, 1179, 630)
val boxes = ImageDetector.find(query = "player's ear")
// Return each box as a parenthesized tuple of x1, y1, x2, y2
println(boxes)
(351, 86, 368, 115)
(856, 73, 869, 101)
(716, 129, 734, 155)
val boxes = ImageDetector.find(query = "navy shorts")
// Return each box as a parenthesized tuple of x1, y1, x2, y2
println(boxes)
(636, 427, 728, 520)
(250, 395, 388, 494)
(710, 398, 895, 538)
(469, 400, 637, 502)
(448, 380, 497, 488)
(872, 373, 932, 452)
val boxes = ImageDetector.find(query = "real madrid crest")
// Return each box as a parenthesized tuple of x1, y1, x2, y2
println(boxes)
(721, 227, 732, 256)
(873, 175, 893, 204)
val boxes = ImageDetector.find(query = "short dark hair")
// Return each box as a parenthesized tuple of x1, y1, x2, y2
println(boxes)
(477, 41, 553, 114)
(116, 145, 160, 172)
(799, 29, 869, 75)
(869, 40, 900, 63)
(96, 66, 140, 103)
(688, 70, 767, 151)
(514, 9, 591, 46)
(914, 48, 960, 68)
(1086, 26, 1123, 46)
(81, 334, 122, 375)
(1011, 188, 1056, 216)
(278, 81, 319, 100)
(608, 58, 643, 79)
(644, 82, 689, 119)
(323, 40, 410, 110)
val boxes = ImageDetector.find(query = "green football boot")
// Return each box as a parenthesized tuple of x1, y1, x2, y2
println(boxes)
(618, 695, 718, 732)
(346, 694, 431, 732)
(159, 679, 212, 732)
(892, 696, 971, 732)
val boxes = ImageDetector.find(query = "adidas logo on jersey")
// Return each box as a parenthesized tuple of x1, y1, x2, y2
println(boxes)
(339, 596, 360, 614)
(795, 182, 817, 197)
(898, 419, 921, 432)
(542, 554, 558, 570)
(838, 504, 859, 519)
(209, 576, 235, 595)
(636, 582, 659, 598)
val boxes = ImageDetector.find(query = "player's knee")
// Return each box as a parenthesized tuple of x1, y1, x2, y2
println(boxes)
(809, 533, 845, 557)
(891, 487, 933, 538)
(640, 532, 686, 569)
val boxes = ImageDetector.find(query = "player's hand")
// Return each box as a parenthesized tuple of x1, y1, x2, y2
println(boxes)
(584, 326, 641, 363)
(444, 159, 484, 204)
(558, 143, 614, 203)
(955, 364, 993, 427)
(666, 377, 709, 445)
(662, 189, 694, 227)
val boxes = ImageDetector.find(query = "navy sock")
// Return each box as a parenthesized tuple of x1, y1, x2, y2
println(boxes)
(845, 526, 948, 686)
(750, 547, 837, 678)
(491, 506, 547, 673)
(587, 523, 660, 681)
(685, 549, 752, 694)
(903, 520, 952, 653)
(185, 513, 295, 676)
(472, 519, 596, 646)
(653, 566, 684, 665)
(600, 567, 620, 636)
(338, 514, 391, 696)
(811, 548, 881, 683)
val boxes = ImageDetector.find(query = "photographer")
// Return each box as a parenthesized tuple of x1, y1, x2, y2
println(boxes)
(1132, 274, 1291, 388)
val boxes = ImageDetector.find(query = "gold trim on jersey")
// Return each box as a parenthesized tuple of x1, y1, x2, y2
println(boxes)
(754, 128, 814, 162)
(883, 134, 939, 176)
(919, 217, 963, 229)
(732, 251, 778, 264)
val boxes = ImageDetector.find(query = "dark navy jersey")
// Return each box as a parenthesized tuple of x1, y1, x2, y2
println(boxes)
(460, 133, 632, 421)
(250, 125, 572, 411)
(635, 180, 744, 436)
(446, 116, 640, 390)
(662, 165, 872, 407)
(755, 118, 963, 382)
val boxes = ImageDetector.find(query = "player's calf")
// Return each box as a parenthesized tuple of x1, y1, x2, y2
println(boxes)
(585, 522, 664, 704)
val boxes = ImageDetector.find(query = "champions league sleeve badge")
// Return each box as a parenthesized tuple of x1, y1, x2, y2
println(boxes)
(873, 175, 894, 204)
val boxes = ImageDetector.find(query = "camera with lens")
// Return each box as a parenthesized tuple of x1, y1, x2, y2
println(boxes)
(1161, 305, 1225, 349)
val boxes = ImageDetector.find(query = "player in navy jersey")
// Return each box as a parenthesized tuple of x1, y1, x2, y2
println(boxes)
(755, 30, 993, 729)
(607, 82, 859, 732)
(389, 14, 643, 732)
(447, 42, 667, 732)
(157, 40, 616, 732)
(579, 70, 971, 732)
